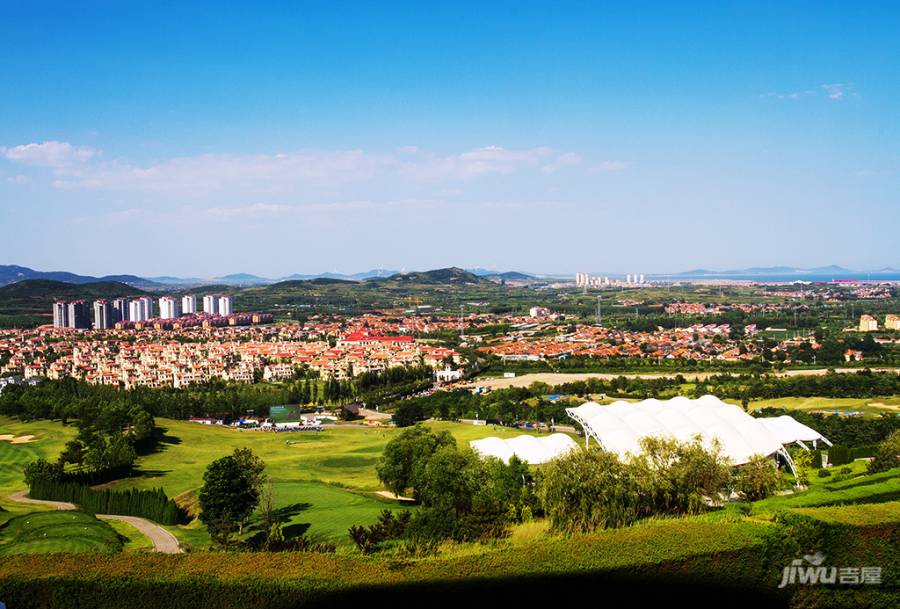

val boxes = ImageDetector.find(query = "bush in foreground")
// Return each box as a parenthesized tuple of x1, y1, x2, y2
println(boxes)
(735, 454, 782, 501)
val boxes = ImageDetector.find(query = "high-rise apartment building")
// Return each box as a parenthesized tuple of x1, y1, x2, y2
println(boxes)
(67, 301, 90, 329)
(112, 297, 129, 323)
(181, 294, 197, 315)
(203, 294, 218, 314)
(93, 299, 113, 330)
(129, 299, 145, 322)
(218, 295, 233, 316)
(53, 301, 68, 328)
(159, 296, 180, 319)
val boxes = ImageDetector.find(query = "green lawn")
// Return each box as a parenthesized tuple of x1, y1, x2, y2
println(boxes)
(0, 510, 122, 555)
(743, 396, 900, 415)
(0, 417, 77, 516)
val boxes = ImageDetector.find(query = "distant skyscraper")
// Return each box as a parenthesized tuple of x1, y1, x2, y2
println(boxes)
(218, 295, 233, 316)
(93, 299, 113, 330)
(67, 300, 90, 329)
(159, 296, 179, 319)
(112, 297, 129, 323)
(53, 301, 68, 328)
(181, 294, 196, 315)
(203, 294, 218, 314)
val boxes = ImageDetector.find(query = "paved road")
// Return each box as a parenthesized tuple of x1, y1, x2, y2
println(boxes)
(8, 490, 183, 554)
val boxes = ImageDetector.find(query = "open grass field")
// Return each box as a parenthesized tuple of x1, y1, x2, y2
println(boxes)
(0, 510, 122, 555)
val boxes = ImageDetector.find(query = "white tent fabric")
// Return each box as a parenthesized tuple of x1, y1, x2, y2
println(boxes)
(756, 415, 832, 447)
(470, 433, 579, 464)
(566, 396, 828, 465)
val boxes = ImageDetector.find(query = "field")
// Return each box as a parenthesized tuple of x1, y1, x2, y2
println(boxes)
(0, 511, 122, 555)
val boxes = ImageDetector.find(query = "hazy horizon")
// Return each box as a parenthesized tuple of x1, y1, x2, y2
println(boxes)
(2, 2, 898, 277)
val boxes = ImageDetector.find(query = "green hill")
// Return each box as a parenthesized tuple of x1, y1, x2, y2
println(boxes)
(0, 279, 146, 326)
(370, 267, 492, 286)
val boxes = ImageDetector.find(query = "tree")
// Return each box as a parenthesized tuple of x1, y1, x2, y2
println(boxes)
(868, 430, 900, 473)
(536, 448, 640, 534)
(735, 455, 781, 500)
(199, 450, 265, 548)
(628, 436, 732, 515)
(376, 425, 455, 499)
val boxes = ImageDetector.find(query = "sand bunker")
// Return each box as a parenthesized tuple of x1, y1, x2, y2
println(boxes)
(0, 434, 36, 444)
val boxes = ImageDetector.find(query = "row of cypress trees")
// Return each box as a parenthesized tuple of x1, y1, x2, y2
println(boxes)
(29, 480, 181, 525)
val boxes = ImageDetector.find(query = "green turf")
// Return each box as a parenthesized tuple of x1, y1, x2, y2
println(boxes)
(0, 417, 77, 515)
(0, 510, 123, 555)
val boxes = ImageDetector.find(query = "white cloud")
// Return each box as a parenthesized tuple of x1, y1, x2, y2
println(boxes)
(6, 174, 31, 184)
(4, 142, 591, 194)
(762, 84, 857, 102)
(1, 141, 97, 167)
(821, 83, 855, 100)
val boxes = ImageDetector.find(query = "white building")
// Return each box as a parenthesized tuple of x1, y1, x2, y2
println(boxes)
(203, 294, 218, 314)
(138, 296, 153, 320)
(129, 300, 145, 322)
(93, 300, 113, 329)
(218, 295, 233, 316)
(529, 306, 552, 318)
(159, 296, 180, 319)
(53, 301, 68, 328)
(181, 294, 197, 315)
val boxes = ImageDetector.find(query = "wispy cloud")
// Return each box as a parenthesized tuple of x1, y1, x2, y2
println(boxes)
(1, 141, 97, 167)
(820, 83, 856, 100)
(762, 83, 858, 102)
(3, 142, 597, 195)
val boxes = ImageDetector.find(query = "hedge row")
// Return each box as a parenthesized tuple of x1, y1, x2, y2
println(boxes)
(29, 480, 181, 525)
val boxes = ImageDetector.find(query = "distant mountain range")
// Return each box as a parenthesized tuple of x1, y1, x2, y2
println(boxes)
(0, 265, 162, 289)
(0, 265, 536, 288)
(665, 265, 897, 277)
(1, 263, 895, 290)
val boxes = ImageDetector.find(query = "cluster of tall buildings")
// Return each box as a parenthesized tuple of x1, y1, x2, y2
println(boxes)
(575, 273, 646, 288)
(52, 294, 233, 329)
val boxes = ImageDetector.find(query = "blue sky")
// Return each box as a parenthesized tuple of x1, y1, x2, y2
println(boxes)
(1, 1, 898, 277)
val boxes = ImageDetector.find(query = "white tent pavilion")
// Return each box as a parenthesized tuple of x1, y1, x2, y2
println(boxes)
(565, 395, 831, 477)
(470, 433, 579, 465)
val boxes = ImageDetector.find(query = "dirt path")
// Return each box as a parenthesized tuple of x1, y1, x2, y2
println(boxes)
(8, 490, 183, 554)
(462, 367, 900, 391)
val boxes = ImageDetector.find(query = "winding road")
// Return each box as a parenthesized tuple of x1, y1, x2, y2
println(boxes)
(8, 490, 183, 554)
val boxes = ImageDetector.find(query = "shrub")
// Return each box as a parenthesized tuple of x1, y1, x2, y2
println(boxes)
(828, 444, 850, 467)
(867, 430, 900, 473)
(735, 455, 782, 500)
(817, 469, 832, 478)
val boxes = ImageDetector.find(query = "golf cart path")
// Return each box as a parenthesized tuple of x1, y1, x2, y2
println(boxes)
(8, 490, 183, 554)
